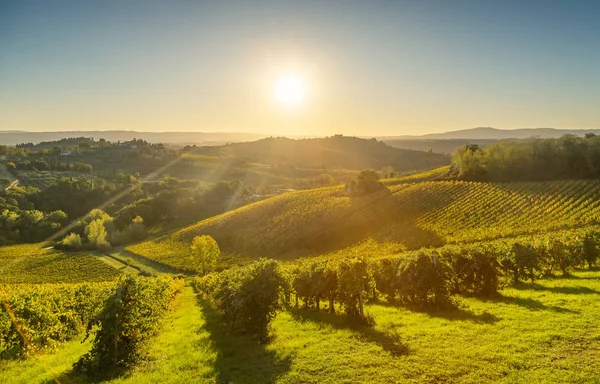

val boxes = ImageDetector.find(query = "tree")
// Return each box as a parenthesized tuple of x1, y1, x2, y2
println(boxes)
(580, 231, 599, 269)
(347, 170, 385, 196)
(191, 235, 220, 275)
(380, 166, 395, 179)
(62, 232, 83, 250)
(86, 218, 110, 250)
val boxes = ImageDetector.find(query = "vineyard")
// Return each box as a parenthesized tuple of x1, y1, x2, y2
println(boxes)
(15, 170, 96, 190)
(127, 178, 600, 273)
(0, 244, 120, 283)
(0, 276, 183, 376)
(5, 171, 600, 383)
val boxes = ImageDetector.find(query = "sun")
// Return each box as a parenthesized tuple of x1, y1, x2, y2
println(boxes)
(274, 75, 306, 106)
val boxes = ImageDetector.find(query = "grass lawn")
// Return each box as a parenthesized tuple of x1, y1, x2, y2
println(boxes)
(3, 272, 600, 383)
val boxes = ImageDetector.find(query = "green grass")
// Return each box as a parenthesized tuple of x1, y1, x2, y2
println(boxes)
(128, 179, 600, 272)
(5, 272, 600, 383)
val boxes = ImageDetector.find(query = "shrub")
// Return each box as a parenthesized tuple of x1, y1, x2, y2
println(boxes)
(396, 251, 451, 308)
(337, 257, 370, 318)
(61, 233, 83, 250)
(580, 231, 599, 269)
(441, 247, 499, 294)
(196, 259, 285, 343)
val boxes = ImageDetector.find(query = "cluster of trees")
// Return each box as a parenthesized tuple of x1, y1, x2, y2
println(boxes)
(58, 209, 147, 251)
(0, 185, 69, 245)
(345, 169, 387, 196)
(9, 160, 93, 173)
(0, 170, 250, 246)
(75, 276, 184, 379)
(113, 180, 249, 228)
(451, 135, 600, 181)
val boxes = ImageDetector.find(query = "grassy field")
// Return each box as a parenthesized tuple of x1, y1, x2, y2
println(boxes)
(3, 272, 600, 383)
(0, 243, 120, 283)
(127, 178, 600, 272)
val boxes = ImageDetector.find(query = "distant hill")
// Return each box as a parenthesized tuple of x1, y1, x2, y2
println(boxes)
(0, 130, 272, 146)
(380, 127, 600, 140)
(383, 138, 515, 155)
(127, 177, 600, 271)
(205, 135, 449, 171)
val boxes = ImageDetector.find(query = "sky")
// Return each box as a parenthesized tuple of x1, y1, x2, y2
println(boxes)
(1, 0, 599, 136)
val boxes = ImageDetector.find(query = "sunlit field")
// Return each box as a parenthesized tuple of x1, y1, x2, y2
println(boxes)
(127, 178, 600, 273)
(4, 0, 600, 382)
(2, 272, 600, 384)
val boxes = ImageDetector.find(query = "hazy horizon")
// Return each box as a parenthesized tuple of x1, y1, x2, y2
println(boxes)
(2, 1, 600, 136)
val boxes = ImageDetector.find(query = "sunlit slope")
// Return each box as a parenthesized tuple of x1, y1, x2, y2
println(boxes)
(0, 244, 120, 283)
(381, 166, 450, 186)
(128, 179, 600, 270)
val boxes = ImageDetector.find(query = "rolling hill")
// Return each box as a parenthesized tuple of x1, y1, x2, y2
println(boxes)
(383, 138, 516, 155)
(202, 135, 450, 172)
(127, 175, 600, 272)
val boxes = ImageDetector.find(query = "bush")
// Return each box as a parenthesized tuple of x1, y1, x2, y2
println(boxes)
(337, 257, 370, 317)
(396, 251, 451, 308)
(61, 233, 83, 250)
(196, 259, 285, 343)
(441, 246, 499, 294)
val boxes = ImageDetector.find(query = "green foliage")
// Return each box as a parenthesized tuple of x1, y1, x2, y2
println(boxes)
(395, 251, 451, 307)
(74, 275, 183, 379)
(110, 216, 147, 246)
(347, 169, 385, 196)
(336, 257, 370, 317)
(190, 235, 220, 276)
(0, 282, 114, 357)
(499, 242, 538, 283)
(85, 218, 110, 250)
(196, 259, 285, 342)
(580, 230, 600, 269)
(451, 135, 600, 182)
(439, 246, 499, 295)
(62, 232, 83, 250)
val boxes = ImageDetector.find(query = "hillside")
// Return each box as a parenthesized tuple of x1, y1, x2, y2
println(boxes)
(383, 138, 515, 155)
(0, 244, 120, 283)
(127, 178, 600, 271)
(204, 135, 449, 172)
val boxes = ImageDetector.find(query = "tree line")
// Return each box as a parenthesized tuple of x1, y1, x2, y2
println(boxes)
(451, 134, 600, 181)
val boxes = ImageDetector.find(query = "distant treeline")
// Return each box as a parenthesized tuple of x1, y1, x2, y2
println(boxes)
(451, 134, 600, 181)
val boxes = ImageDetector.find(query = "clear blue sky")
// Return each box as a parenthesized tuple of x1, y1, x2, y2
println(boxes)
(1, 0, 599, 136)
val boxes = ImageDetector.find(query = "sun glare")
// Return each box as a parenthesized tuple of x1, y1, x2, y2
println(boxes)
(274, 75, 306, 106)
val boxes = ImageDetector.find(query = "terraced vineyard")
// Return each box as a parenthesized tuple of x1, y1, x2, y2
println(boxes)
(128, 178, 600, 272)
(0, 244, 120, 283)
